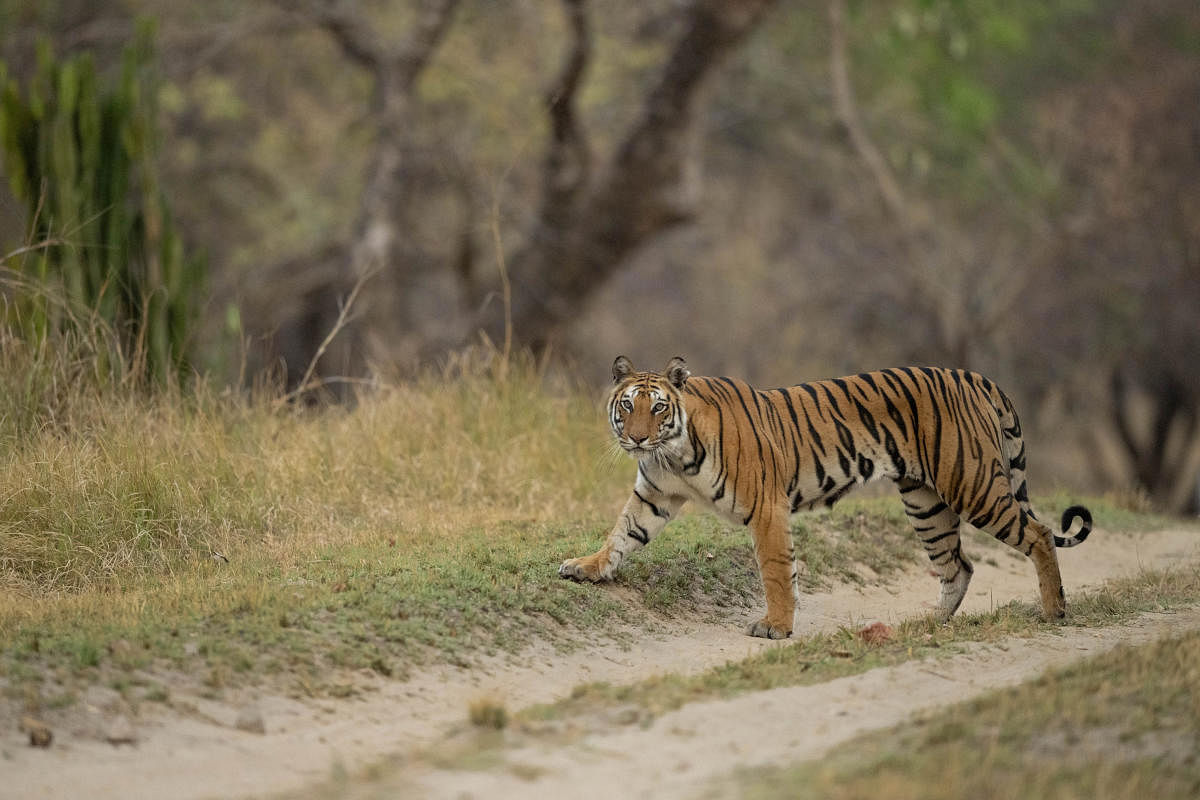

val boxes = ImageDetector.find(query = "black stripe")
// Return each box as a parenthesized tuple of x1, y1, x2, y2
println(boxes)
(824, 481, 854, 507)
(856, 372, 880, 393)
(681, 419, 707, 476)
(883, 425, 907, 480)
(776, 389, 804, 496)
(800, 383, 823, 413)
(971, 478, 1008, 527)
(910, 501, 949, 520)
(634, 490, 668, 519)
(833, 416, 857, 457)
(857, 453, 874, 481)
(920, 530, 959, 545)
(637, 464, 662, 494)
(883, 394, 908, 440)
(811, 445, 826, 486)
(915, 369, 944, 482)
(888, 368, 922, 429)
(853, 398, 881, 443)
(719, 377, 766, 467)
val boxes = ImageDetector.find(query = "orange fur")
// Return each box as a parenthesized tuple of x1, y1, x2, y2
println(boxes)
(560, 357, 1092, 638)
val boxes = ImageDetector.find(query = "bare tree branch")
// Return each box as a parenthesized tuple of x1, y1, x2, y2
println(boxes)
(828, 0, 925, 230)
(487, 0, 779, 350)
(539, 0, 593, 223)
(273, 0, 384, 70)
(170, 12, 308, 74)
(1108, 366, 1197, 500)
(1109, 368, 1144, 480)
(450, 170, 480, 312)
(317, 2, 387, 71)
(605, 0, 776, 231)
(274, 0, 459, 85)
(392, 0, 462, 89)
(273, 266, 377, 409)
(255, 0, 463, 389)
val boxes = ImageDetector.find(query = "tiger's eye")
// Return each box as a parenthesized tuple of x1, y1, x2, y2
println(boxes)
(621, 398, 633, 412)
(651, 402, 666, 414)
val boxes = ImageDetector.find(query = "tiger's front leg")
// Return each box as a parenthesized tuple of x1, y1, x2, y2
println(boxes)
(746, 509, 796, 639)
(558, 482, 685, 582)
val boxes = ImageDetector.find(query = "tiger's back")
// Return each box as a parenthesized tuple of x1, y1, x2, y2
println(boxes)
(682, 368, 1020, 524)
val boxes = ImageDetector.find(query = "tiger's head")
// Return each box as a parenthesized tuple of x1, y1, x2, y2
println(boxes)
(608, 355, 690, 458)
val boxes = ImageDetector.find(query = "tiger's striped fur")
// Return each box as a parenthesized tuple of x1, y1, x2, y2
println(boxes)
(558, 356, 1093, 639)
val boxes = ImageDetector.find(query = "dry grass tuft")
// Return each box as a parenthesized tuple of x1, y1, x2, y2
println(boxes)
(468, 695, 510, 730)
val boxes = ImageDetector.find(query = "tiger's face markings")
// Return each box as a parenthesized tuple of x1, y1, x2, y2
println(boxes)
(609, 355, 690, 456)
(613, 386, 672, 452)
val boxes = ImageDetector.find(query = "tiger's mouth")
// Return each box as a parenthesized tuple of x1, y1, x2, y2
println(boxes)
(618, 438, 659, 456)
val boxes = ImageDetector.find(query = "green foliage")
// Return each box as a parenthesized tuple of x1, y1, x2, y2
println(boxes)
(0, 19, 204, 383)
(854, 0, 1104, 203)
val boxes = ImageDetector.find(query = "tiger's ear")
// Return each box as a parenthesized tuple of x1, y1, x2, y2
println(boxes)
(612, 355, 635, 384)
(664, 356, 690, 388)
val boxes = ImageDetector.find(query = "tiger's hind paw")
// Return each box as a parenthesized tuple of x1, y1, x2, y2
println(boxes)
(934, 571, 972, 621)
(746, 618, 792, 640)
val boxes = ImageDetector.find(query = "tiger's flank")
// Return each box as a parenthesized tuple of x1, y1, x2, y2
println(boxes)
(559, 357, 1093, 639)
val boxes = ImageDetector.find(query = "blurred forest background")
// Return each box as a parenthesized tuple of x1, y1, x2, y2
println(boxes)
(0, 0, 1198, 511)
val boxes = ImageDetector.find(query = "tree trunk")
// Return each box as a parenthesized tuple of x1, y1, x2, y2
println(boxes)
(270, 0, 778, 377)
(479, 0, 779, 352)
(1110, 367, 1200, 512)
(266, 0, 461, 388)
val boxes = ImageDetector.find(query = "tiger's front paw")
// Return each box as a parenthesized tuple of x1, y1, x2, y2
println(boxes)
(746, 617, 792, 640)
(558, 553, 614, 582)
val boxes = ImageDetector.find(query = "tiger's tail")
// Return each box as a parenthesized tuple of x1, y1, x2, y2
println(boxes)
(988, 382, 1092, 548)
(1055, 505, 1093, 548)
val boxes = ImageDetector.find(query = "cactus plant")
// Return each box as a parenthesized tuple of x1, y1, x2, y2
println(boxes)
(0, 20, 204, 384)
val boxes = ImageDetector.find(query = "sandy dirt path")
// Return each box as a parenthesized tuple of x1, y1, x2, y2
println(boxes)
(3, 524, 1197, 800)
(373, 608, 1200, 800)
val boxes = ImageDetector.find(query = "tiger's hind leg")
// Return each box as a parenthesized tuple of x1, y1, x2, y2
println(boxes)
(986, 387, 1068, 619)
(963, 488, 1065, 620)
(898, 480, 974, 621)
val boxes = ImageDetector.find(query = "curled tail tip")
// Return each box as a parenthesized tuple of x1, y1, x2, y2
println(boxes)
(1054, 504, 1093, 547)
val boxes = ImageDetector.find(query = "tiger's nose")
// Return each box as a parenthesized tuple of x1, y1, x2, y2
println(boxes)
(630, 434, 648, 445)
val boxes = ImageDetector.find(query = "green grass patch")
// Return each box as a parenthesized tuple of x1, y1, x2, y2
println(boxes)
(791, 499, 923, 588)
(740, 622, 1200, 800)
(0, 512, 762, 701)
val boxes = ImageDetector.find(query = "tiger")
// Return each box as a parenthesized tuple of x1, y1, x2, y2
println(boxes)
(558, 356, 1093, 639)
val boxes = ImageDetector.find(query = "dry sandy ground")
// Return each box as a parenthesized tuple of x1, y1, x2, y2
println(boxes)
(367, 609, 1200, 800)
(3, 524, 1198, 800)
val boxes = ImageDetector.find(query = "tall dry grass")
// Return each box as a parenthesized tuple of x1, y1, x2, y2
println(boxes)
(0, 283, 629, 598)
